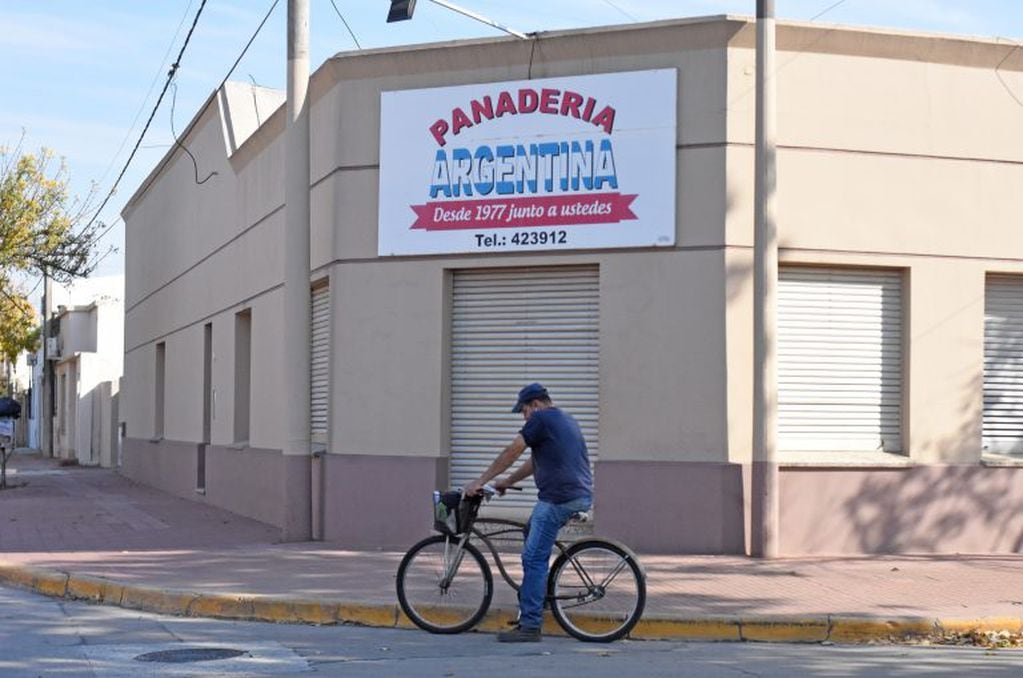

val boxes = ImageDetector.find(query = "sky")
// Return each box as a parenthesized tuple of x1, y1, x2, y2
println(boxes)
(2, 0, 1022, 303)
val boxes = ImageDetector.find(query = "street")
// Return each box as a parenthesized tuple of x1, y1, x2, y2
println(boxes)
(2, 585, 1022, 677)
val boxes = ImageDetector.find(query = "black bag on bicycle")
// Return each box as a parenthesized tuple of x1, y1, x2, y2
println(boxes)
(0, 397, 20, 419)
(433, 490, 473, 536)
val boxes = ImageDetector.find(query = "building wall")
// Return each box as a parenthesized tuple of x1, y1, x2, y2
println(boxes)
(28, 275, 124, 459)
(721, 23, 1023, 553)
(51, 301, 124, 466)
(121, 17, 1023, 553)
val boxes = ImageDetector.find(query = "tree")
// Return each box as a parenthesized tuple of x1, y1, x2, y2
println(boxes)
(0, 138, 102, 365)
(0, 279, 39, 364)
(1, 141, 101, 280)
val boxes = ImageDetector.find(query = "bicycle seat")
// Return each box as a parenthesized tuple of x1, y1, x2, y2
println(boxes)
(567, 511, 592, 525)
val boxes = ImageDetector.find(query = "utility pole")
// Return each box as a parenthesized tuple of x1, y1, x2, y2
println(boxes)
(751, 0, 779, 558)
(41, 268, 53, 458)
(282, 0, 312, 541)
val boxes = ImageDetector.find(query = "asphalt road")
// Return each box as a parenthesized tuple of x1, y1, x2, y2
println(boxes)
(2, 584, 1023, 677)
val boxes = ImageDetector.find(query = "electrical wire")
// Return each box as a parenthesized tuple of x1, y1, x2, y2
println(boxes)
(169, 81, 217, 184)
(77, 0, 210, 240)
(217, 0, 282, 90)
(601, 0, 637, 22)
(808, 0, 847, 22)
(995, 38, 1023, 108)
(25, 275, 43, 298)
(81, 0, 281, 264)
(328, 0, 362, 49)
(84, 238, 119, 272)
(96, 0, 196, 189)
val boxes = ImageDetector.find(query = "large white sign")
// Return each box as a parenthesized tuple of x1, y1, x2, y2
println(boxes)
(378, 69, 677, 256)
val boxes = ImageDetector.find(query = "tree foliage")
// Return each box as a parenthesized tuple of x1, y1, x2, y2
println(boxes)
(0, 138, 102, 364)
(0, 288, 38, 364)
(1, 142, 101, 282)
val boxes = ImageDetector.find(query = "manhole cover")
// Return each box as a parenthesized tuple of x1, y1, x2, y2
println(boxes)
(134, 648, 248, 663)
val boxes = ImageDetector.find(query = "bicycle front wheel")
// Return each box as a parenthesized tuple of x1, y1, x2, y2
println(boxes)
(548, 539, 646, 642)
(396, 535, 493, 634)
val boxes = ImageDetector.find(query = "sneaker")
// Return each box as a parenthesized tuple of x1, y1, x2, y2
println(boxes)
(497, 625, 542, 643)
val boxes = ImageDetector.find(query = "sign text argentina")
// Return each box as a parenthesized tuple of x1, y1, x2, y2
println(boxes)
(378, 69, 676, 256)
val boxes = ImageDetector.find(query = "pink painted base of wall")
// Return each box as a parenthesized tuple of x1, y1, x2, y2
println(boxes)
(320, 454, 446, 549)
(595, 460, 748, 554)
(120, 438, 283, 531)
(780, 465, 1023, 555)
(121, 443, 1023, 555)
(121, 437, 200, 501)
(205, 444, 283, 529)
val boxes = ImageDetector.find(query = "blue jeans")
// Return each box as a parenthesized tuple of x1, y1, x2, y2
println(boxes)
(519, 496, 592, 630)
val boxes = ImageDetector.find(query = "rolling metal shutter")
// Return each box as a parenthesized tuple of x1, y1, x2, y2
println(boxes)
(984, 275, 1023, 455)
(450, 266, 599, 513)
(778, 267, 903, 452)
(311, 283, 330, 445)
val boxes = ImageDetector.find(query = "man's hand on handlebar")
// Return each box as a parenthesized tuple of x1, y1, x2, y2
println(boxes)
(465, 479, 486, 496)
(493, 478, 512, 496)
(465, 478, 521, 497)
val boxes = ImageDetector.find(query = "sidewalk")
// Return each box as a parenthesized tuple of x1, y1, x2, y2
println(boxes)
(1, 452, 1022, 644)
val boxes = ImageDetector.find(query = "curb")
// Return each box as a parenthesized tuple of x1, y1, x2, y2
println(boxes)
(1, 562, 1020, 644)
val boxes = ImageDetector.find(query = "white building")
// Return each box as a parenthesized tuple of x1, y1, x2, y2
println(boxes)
(28, 275, 124, 466)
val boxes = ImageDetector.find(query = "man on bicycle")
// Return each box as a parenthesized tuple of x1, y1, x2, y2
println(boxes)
(466, 382, 593, 642)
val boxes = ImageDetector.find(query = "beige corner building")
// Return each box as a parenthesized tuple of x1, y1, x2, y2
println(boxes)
(121, 16, 1023, 555)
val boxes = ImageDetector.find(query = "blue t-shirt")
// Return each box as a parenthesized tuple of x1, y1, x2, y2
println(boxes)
(520, 407, 593, 504)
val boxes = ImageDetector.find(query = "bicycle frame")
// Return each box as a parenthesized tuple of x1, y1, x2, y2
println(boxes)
(451, 500, 571, 593)
(437, 531, 474, 590)
(473, 518, 567, 590)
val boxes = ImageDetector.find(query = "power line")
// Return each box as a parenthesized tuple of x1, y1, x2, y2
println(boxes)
(328, 0, 362, 49)
(81, 0, 281, 267)
(217, 0, 282, 89)
(169, 81, 218, 185)
(84, 240, 119, 273)
(78, 0, 210, 241)
(96, 0, 197, 189)
(26, 275, 43, 298)
(995, 38, 1023, 109)
(136, 0, 282, 194)
(601, 0, 637, 23)
(809, 0, 847, 22)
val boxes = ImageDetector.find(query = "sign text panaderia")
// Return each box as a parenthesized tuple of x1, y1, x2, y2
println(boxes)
(378, 70, 676, 256)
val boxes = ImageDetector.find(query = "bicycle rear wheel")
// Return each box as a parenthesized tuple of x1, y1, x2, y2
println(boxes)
(396, 534, 493, 634)
(548, 539, 645, 642)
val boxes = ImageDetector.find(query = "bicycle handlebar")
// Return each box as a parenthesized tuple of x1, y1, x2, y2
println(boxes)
(477, 484, 524, 498)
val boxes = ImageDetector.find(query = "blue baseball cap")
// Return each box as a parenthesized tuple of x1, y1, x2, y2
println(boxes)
(512, 382, 549, 413)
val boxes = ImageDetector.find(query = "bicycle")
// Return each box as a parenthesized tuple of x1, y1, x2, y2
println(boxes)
(395, 485, 646, 642)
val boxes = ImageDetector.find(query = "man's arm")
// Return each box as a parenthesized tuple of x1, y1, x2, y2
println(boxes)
(495, 457, 533, 493)
(465, 434, 528, 495)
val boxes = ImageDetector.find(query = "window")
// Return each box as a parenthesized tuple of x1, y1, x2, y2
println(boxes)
(154, 342, 166, 438)
(234, 310, 251, 443)
(983, 275, 1023, 455)
(777, 267, 903, 452)
(202, 322, 213, 444)
(311, 283, 330, 445)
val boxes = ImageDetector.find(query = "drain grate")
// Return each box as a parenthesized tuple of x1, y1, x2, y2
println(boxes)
(133, 648, 248, 664)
